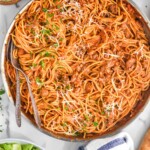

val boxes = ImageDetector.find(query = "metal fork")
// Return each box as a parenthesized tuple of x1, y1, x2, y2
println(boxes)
(9, 39, 41, 129)
(7, 39, 21, 127)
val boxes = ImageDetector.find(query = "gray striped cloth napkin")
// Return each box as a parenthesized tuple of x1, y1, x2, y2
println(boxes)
(78, 132, 134, 150)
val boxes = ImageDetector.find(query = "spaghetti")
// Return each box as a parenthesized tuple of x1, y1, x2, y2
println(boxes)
(6, 0, 150, 138)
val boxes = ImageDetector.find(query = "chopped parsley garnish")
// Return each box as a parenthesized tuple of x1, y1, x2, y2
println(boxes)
(32, 63, 37, 67)
(45, 52, 50, 57)
(41, 29, 52, 35)
(59, 38, 64, 41)
(44, 52, 55, 58)
(46, 20, 49, 25)
(36, 77, 43, 85)
(66, 85, 70, 90)
(74, 132, 81, 136)
(40, 52, 43, 56)
(31, 28, 36, 35)
(83, 123, 87, 127)
(62, 122, 67, 127)
(60, 8, 64, 12)
(53, 43, 59, 47)
(57, 5, 61, 9)
(101, 111, 105, 115)
(0, 89, 5, 95)
(56, 86, 61, 90)
(64, 107, 69, 111)
(84, 114, 89, 121)
(52, 24, 59, 30)
(42, 8, 48, 12)
(40, 60, 45, 68)
(30, 51, 33, 58)
(60, 18, 63, 23)
(93, 122, 98, 127)
(47, 13, 54, 18)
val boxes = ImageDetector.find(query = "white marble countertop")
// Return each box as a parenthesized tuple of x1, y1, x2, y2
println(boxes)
(0, 0, 150, 150)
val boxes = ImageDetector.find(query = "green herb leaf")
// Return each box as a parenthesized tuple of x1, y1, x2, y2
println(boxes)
(31, 28, 36, 35)
(47, 13, 54, 18)
(0, 89, 5, 95)
(60, 18, 63, 23)
(42, 8, 48, 12)
(57, 5, 61, 9)
(66, 85, 70, 90)
(62, 122, 67, 127)
(64, 106, 69, 111)
(41, 29, 52, 35)
(59, 38, 64, 41)
(36, 77, 43, 85)
(83, 123, 87, 127)
(84, 114, 89, 121)
(52, 24, 59, 30)
(29, 51, 33, 57)
(51, 55, 55, 58)
(60, 8, 64, 12)
(40, 60, 45, 68)
(101, 111, 105, 115)
(74, 131, 81, 136)
(45, 52, 50, 57)
(93, 122, 98, 127)
(53, 0, 60, 2)
(44, 52, 55, 58)
(46, 20, 49, 25)
(32, 63, 37, 67)
(56, 86, 61, 90)
(53, 43, 59, 47)
(40, 52, 43, 56)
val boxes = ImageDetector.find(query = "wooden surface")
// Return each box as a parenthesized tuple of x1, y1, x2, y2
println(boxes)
(0, 0, 20, 5)
(139, 128, 150, 150)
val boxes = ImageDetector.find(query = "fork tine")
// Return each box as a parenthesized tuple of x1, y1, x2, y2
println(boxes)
(6, 37, 12, 62)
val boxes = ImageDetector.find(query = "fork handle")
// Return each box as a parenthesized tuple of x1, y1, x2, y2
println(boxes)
(25, 76, 41, 129)
(15, 69, 41, 129)
(15, 69, 21, 127)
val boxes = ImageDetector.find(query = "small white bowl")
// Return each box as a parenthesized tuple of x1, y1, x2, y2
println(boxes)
(0, 138, 45, 150)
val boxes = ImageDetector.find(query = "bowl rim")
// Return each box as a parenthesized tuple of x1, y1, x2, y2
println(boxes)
(1, 0, 150, 142)
(0, 138, 44, 150)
